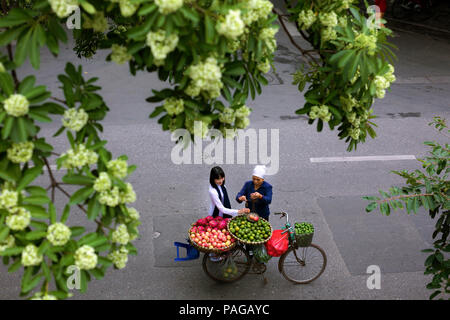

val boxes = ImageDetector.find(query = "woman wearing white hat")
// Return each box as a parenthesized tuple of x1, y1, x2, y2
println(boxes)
(236, 165, 273, 221)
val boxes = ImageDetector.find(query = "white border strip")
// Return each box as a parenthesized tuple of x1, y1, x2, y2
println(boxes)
(310, 155, 416, 163)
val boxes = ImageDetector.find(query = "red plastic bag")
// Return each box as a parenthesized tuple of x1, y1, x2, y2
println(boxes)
(265, 229, 289, 257)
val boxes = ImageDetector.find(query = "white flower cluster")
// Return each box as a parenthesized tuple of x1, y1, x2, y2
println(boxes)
(218, 105, 251, 130)
(340, 0, 355, 10)
(319, 12, 338, 27)
(74, 245, 98, 270)
(217, 10, 245, 40)
(7, 141, 34, 164)
(219, 108, 236, 125)
(146, 30, 179, 66)
(0, 235, 15, 253)
(164, 97, 184, 116)
(48, 0, 78, 18)
(60, 144, 98, 169)
(47, 222, 72, 246)
(126, 207, 140, 222)
(374, 65, 395, 99)
(321, 26, 337, 42)
(96, 173, 135, 207)
(309, 105, 332, 122)
(94, 172, 112, 193)
(257, 59, 271, 74)
(98, 186, 120, 207)
(242, 0, 273, 25)
(259, 27, 278, 55)
(111, 44, 132, 65)
(31, 293, 58, 300)
(6, 207, 31, 231)
(186, 57, 223, 99)
(83, 12, 109, 33)
(3, 94, 29, 117)
(297, 10, 316, 29)
(185, 118, 210, 138)
(111, 224, 130, 245)
(353, 33, 378, 55)
(340, 95, 359, 113)
(119, 183, 136, 204)
(155, 0, 183, 15)
(62, 108, 89, 132)
(22, 244, 43, 267)
(119, 0, 139, 17)
(107, 159, 128, 179)
(0, 189, 18, 210)
(108, 246, 129, 269)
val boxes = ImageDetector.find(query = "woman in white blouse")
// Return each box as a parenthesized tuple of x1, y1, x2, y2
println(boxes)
(209, 166, 249, 218)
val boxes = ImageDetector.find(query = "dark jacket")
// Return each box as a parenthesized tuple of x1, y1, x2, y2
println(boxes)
(236, 181, 272, 220)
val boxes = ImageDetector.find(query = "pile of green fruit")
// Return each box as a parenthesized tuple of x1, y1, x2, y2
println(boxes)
(294, 222, 314, 235)
(228, 215, 272, 244)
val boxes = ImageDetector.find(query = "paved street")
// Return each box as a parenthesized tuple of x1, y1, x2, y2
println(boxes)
(0, 16, 449, 300)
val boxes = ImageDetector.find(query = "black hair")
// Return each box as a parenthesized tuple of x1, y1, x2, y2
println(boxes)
(210, 166, 226, 188)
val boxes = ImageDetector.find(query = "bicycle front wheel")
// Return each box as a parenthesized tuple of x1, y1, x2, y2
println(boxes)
(279, 244, 327, 284)
(202, 246, 251, 283)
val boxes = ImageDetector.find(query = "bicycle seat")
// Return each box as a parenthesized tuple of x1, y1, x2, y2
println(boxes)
(174, 241, 200, 261)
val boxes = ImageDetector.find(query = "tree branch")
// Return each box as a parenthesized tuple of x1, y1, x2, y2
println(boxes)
(273, 8, 321, 67)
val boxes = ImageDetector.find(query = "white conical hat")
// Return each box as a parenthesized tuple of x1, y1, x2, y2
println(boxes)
(252, 165, 266, 179)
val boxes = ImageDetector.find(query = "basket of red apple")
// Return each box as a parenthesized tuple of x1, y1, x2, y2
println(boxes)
(188, 216, 237, 254)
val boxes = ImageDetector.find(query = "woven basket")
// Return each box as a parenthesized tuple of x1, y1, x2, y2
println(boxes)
(295, 232, 314, 247)
(188, 224, 236, 254)
(227, 215, 273, 245)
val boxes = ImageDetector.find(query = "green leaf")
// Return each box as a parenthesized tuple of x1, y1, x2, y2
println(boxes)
(204, 15, 215, 45)
(87, 195, 101, 221)
(0, 8, 33, 27)
(69, 186, 94, 205)
(62, 174, 95, 185)
(61, 205, 70, 223)
(365, 202, 378, 212)
(23, 195, 50, 205)
(8, 258, 22, 273)
(29, 26, 41, 69)
(0, 25, 28, 46)
(17, 166, 43, 191)
(70, 226, 85, 238)
(224, 62, 246, 76)
(15, 117, 28, 142)
(22, 273, 43, 293)
(25, 230, 47, 240)
(0, 247, 24, 256)
(14, 27, 32, 67)
(138, 3, 157, 16)
(0, 72, 15, 96)
(49, 202, 57, 224)
(0, 226, 10, 242)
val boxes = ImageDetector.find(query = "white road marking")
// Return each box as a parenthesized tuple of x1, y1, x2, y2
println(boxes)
(310, 155, 416, 163)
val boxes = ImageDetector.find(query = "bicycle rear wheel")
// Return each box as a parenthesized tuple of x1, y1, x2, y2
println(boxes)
(202, 246, 251, 283)
(279, 243, 327, 284)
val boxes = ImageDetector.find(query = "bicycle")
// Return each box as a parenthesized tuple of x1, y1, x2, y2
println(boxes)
(391, 0, 436, 22)
(201, 211, 327, 284)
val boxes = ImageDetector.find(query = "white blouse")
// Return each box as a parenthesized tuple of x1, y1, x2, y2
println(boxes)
(208, 185, 238, 217)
